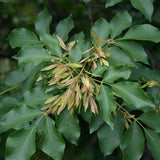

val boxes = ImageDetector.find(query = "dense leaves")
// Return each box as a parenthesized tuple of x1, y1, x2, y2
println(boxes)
(110, 11, 132, 38)
(56, 110, 80, 145)
(145, 129, 160, 160)
(38, 116, 65, 160)
(6, 124, 37, 160)
(112, 82, 156, 110)
(123, 24, 160, 43)
(120, 122, 145, 160)
(97, 85, 117, 129)
(130, 0, 153, 21)
(98, 112, 125, 156)
(14, 46, 52, 65)
(8, 28, 39, 49)
(1, 3, 160, 160)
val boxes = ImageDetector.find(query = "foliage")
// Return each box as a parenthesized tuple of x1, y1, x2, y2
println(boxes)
(0, 1, 160, 160)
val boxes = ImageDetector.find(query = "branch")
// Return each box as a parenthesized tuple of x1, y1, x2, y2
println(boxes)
(88, 1, 93, 28)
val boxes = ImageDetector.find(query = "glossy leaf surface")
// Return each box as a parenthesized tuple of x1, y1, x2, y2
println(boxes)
(38, 116, 65, 160)
(123, 24, 160, 43)
(35, 8, 52, 35)
(98, 112, 125, 156)
(6, 124, 37, 160)
(117, 40, 148, 64)
(97, 85, 117, 129)
(139, 111, 160, 132)
(14, 46, 52, 65)
(103, 66, 131, 83)
(110, 11, 132, 38)
(8, 28, 39, 49)
(130, 0, 153, 21)
(56, 110, 80, 145)
(120, 122, 144, 160)
(55, 15, 74, 41)
(23, 87, 51, 107)
(145, 129, 160, 160)
(112, 82, 155, 109)
(1, 105, 42, 130)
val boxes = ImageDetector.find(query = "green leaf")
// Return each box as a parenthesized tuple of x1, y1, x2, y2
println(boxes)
(91, 18, 110, 40)
(103, 66, 132, 83)
(97, 85, 117, 129)
(147, 87, 160, 106)
(123, 24, 160, 43)
(56, 110, 80, 145)
(89, 115, 104, 134)
(110, 11, 132, 38)
(130, 63, 160, 82)
(130, 0, 153, 21)
(0, 97, 18, 119)
(1, 105, 42, 130)
(107, 47, 135, 67)
(98, 112, 125, 156)
(120, 122, 144, 160)
(40, 34, 62, 57)
(3, 71, 25, 86)
(105, 0, 122, 8)
(5, 124, 37, 160)
(145, 129, 160, 160)
(35, 8, 52, 35)
(80, 108, 92, 123)
(116, 40, 149, 64)
(112, 82, 156, 110)
(38, 116, 65, 160)
(91, 61, 108, 76)
(83, 0, 90, 3)
(70, 32, 91, 55)
(139, 111, 160, 132)
(24, 87, 51, 107)
(55, 15, 74, 41)
(8, 28, 39, 49)
(69, 42, 82, 62)
(14, 46, 52, 65)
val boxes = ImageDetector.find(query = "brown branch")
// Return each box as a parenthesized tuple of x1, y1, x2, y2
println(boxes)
(146, 50, 155, 69)
(88, 1, 93, 28)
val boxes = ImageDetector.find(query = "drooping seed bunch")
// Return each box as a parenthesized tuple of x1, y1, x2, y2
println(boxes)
(39, 33, 113, 115)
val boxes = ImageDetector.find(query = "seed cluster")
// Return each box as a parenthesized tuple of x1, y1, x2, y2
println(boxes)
(39, 33, 113, 115)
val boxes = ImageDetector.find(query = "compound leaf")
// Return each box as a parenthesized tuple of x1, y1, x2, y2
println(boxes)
(123, 24, 160, 43)
(116, 40, 148, 64)
(56, 110, 80, 145)
(14, 46, 52, 65)
(8, 28, 39, 49)
(103, 66, 132, 83)
(5, 124, 37, 160)
(139, 111, 160, 133)
(120, 122, 144, 160)
(35, 7, 52, 35)
(38, 116, 65, 160)
(110, 11, 132, 38)
(55, 15, 74, 41)
(130, 0, 153, 21)
(105, 0, 123, 8)
(98, 112, 125, 156)
(69, 42, 82, 62)
(97, 85, 117, 129)
(112, 82, 156, 110)
(1, 105, 42, 130)
(92, 18, 110, 41)
(145, 129, 160, 160)
(107, 47, 135, 67)
(24, 87, 51, 108)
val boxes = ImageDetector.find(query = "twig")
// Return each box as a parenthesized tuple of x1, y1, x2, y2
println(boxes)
(145, 50, 155, 69)
(88, 1, 93, 28)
